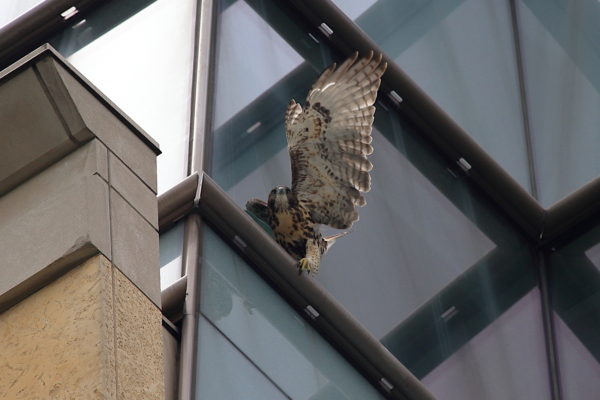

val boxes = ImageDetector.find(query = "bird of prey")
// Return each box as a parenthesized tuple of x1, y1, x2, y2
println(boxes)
(246, 51, 387, 274)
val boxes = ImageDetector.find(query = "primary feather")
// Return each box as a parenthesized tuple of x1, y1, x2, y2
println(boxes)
(287, 51, 386, 229)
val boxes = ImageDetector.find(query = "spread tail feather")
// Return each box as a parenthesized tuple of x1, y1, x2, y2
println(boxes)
(323, 231, 350, 253)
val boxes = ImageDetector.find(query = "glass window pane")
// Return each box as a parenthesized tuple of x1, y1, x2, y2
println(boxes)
(422, 290, 551, 400)
(333, 0, 533, 193)
(196, 315, 288, 400)
(554, 313, 600, 399)
(49, 0, 195, 194)
(199, 225, 385, 399)
(549, 219, 600, 399)
(210, 1, 540, 396)
(0, 0, 45, 29)
(159, 220, 184, 289)
(517, 0, 600, 206)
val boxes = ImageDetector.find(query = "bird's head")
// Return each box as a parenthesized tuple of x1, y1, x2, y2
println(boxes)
(268, 186, 298, 212)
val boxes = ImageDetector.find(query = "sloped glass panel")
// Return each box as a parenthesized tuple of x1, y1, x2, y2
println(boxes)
(200, 225, 385, 400)
(196, 315, 289, 400)
(333, 0, 533, 193)
(421, 290, 551, 400)
(517, 0, 600, 206)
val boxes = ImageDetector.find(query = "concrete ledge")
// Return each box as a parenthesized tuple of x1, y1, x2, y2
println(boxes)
(0, 44, 160, 196)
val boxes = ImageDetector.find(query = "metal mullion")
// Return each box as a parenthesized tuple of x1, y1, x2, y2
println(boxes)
(536, 249, 563, 400)
(188, 0, 218, 176)
(177, 213, 203, 400)
(509, 0, 539, 200)
(178, 0, 218, 396)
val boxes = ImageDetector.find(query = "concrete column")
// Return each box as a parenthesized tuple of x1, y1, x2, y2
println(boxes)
(0, 45, 164, 399)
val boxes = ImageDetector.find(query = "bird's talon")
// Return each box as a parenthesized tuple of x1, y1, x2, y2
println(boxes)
(298, 258, 318, 275)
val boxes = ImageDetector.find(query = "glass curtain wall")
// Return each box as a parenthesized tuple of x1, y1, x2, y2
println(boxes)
(335, 0, 600, 208)
(333, 0, 533, 195)
(209, 0, 550, 397)
(49, 0, 196, 194)
(32, 0, 600, 397)
(197, 226, 385, 400)
(516, 0, 600, 206)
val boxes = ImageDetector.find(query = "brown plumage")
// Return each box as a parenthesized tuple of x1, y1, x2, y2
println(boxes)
(247, 51, 387, 274)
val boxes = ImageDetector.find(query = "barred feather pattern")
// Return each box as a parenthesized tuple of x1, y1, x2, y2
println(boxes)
(285, 52, 387, 229)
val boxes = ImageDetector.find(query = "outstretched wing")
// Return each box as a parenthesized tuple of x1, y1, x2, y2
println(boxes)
(285, 52, 387, 229)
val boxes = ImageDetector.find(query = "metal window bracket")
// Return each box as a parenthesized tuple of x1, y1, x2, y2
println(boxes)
(318, 22, 334, 37)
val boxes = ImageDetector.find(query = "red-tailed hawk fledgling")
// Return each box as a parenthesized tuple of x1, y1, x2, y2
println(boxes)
(247, 52, 387, 274)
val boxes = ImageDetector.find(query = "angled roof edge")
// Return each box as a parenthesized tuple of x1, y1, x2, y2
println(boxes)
(544, 175, 600, 244)
(287, 0, 600, 245)
(0, 43, 161, 154)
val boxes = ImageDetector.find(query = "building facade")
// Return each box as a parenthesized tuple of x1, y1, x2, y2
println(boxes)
(1, 1, 599, 399)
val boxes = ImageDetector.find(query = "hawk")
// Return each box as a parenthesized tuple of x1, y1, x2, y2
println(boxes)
(246, 51, 387, 274)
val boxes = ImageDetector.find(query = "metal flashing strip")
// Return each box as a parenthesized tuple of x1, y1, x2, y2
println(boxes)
(161, 274, 188, 323)
(196, 175, 435, 400)
(157, 173, 199, 233)
(155, 172, 435, 399)
(544, 175, 600, 245)
(508, 0, 539, 199)
(189, 0, 218, 175)
(177, 213, 203, 400)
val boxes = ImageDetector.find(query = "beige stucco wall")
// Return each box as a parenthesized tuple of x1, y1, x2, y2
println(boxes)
(0, 255, 164, 399)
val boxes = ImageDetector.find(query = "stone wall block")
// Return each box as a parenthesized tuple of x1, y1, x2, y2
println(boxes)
(109, 152, 158, 229)
(110, 189, 160, 306)
(115, 268, 165, 399)
(0, 256, 116, 399)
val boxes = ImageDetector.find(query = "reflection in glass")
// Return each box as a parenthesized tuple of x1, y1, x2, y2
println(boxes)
(422, 290, 550, 400)
(159, 221, 184, 289)
(49, 0, 195, 193)
(549, 220, 600, 399)
(517, 0, 600, 206)
(553, 313, 600, 400)
(199, 226, 385, 399)
(210, 0, 539, 392)
(334, 0, 532, 193)
(196, 315, 288, 400)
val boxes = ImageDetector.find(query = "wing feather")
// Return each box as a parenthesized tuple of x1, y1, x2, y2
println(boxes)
(286, 52, 387, 229)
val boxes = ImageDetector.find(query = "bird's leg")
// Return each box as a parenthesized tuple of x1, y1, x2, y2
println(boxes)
(298, 239, 321, 275)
